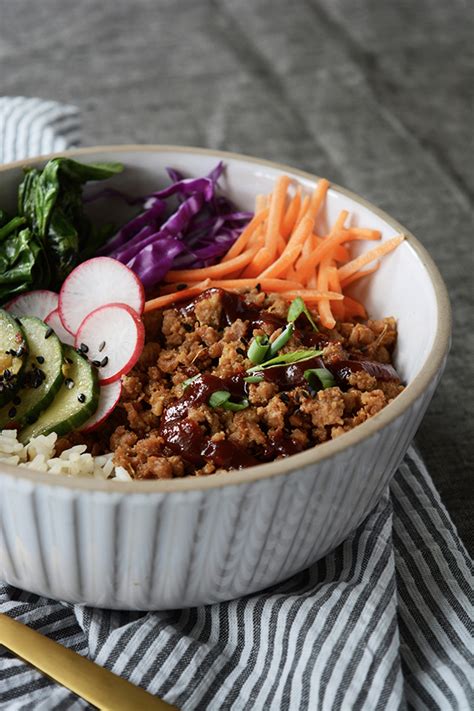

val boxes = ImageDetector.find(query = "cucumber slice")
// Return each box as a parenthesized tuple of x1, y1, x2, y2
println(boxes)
(19, 346, 99, 443)
(0, 309, 28, 407)
(0, 317, 63, 430)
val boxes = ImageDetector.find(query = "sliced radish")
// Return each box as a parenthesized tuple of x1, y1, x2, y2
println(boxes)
(75, 303, 145, 384)
(80, 380, 122, 432)
(44, 309, 75, 346)
(5, 290, 58, 321)
(59, 257, 145, 335)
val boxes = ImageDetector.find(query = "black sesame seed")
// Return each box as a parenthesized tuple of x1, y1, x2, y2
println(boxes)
(8, 407, 16, 418)
(36, 355, 45, 364)
(79, 343, 89, 353)
(92, 359, 101, 367)
(76, 349, 88, 359)
(13, 396, 21, 405)
(280, 393, 290, 403)
(26, 413, 38, 425)
(3, 369, 11, 380)
(16, 345, 25, 357)
(65, 357, 73, 365)
(236, 347, 246, 356)
(44, 327, 53, 339)
(78, 393, 86, 403)
(65, 378, 75, 389)
(176, 283, 188, 291)
(183, 323, 193, 332)
(100, 356, 109, 368)
(256, 283, 262, 292)
(98, 341, 106, 352)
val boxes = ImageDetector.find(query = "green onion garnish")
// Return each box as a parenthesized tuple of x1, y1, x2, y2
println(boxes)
(208, 390, 249, 411)
(287, 296, 318, 331)
(304, 367, 335, 390)
(182, 374, 200, 390)
(244, 375, 265, 384)
(208, 390, 231, 408)
(269, 323, 294, 357)
(247, 349, 323, 372)
(247, 334, 270, 364)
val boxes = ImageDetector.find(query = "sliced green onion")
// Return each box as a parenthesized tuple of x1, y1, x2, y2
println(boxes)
(247, 349, 323, 373)
(244, 375, 265, 383)
(182, 374, 200, 390)
(269, 323, 294, 357)
(247, 334, 270, 364)
(209, 390, 231, 408)
(304, 367, 336, 390)
(287, 296, 318, 331)
(208, 390, 249, 411)
(221, 398, 249, 412)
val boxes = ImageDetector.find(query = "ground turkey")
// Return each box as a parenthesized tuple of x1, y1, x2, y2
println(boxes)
(56, 288, 403, 478)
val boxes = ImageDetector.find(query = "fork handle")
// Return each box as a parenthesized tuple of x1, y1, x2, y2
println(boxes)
(0, 613, 176, 710)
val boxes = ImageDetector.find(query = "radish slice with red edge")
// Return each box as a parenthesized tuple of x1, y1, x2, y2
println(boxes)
(59, 257, 145, 335)
(44, 309, 75, 346)
(5, 290, 58, 321)
(75, 303, 145, 385)
(80, 380, 122, 432)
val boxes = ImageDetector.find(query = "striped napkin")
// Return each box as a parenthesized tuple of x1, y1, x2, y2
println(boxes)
(0, 98, 472, 711)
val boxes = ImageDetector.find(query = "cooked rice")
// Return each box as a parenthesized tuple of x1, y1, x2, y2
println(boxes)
(0, 429, 131, 481)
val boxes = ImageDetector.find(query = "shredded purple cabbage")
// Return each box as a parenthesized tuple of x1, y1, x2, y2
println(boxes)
(98, 162, 252, 290)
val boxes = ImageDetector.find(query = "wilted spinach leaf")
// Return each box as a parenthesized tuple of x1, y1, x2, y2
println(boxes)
(0, 219, 50, 302)
(14, 157, 123, 289)
(0, 157, 122, 302)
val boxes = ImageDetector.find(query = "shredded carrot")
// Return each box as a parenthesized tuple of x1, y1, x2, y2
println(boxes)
(295, 194, 310, 227)
(241, 246, 273, 277)
(295, 210, 348, 283)
(295, 218, 382, 282)
(346, 227, 381, 240)
(281, 188, 301, 238)
(333, 244, 351, 262)
(255, 194, 267, 212)
(276, 234, 287, 255)
(287, 215, 315, 249)
(200, 278, 303, 292)
(221, 208, 268, 262)
(280, 289, 344, 302)
(317, 256, 336, 329)
(326, 266, 345, 320)
(144, 173, 405, 327)
(258, 245, 303, 279)
(340, 263, 379, 288)
(337, 235, 404, 282)
(264, 175, 290, 260)
(307, 178, 330, 222)
(160, 277, 304, 295)
(342, 296, 367, 319)
(144, 281, 211, 312)
(165, 243, 259, 283)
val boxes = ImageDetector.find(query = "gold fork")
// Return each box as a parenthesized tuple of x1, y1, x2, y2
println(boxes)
(0, 612, 177, 710)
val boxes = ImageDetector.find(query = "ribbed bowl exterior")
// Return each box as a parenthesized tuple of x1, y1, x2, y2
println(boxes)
(0, 379, 437, 610)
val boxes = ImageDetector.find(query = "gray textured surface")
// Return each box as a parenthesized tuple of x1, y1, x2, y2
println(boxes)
(1, 0, 473, 552)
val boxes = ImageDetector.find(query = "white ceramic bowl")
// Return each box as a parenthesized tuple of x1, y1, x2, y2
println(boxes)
(0, 146, 450, 609)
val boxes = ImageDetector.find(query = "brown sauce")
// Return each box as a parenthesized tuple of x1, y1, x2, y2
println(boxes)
(158, 289, 400, 470)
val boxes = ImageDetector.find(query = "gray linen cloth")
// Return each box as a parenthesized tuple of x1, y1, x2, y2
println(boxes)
(0, 98, 472, 711)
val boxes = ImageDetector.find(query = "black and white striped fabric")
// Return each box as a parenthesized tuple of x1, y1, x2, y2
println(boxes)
(0, 99, 473, 711)
(1, 448, 472, 710)
(0, 97, 80, 164)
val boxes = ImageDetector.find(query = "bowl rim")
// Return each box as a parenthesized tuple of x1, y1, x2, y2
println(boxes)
(0, 144, 451, 493)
